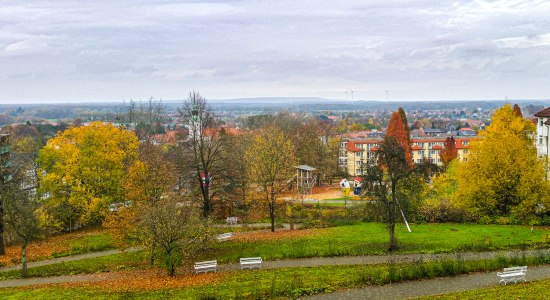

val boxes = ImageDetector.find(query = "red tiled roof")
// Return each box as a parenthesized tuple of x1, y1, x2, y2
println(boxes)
(432, 145, 443, 150)
(411, 145, 422, 150)
(534, 107, 550, 117)
(346, 141, 361, 152)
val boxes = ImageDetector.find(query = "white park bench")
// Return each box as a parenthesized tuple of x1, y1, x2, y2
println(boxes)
(217, 232, 233, 242)
(497, 266, 527, 285)
(194, 260, 217, 274)
(226, 217, 238, 225)
(240, 257, 262, 270)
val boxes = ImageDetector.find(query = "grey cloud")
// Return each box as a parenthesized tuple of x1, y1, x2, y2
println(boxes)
(1, 0, 550, 102)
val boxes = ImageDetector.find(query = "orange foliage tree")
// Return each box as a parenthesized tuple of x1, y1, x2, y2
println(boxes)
(513, 104, 523, 118)
(386, 111, 412, 164)
(440, 136, 458, 167)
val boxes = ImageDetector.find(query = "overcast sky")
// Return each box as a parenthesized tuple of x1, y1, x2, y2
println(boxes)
(1, 0, 549, 103)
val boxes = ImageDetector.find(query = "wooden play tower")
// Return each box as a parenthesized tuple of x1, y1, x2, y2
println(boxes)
(294, 165, 317, 196)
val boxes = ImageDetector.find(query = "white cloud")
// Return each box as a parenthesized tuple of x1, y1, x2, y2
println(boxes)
(493, 34, 550, 49)
(2, 36, 51, 57)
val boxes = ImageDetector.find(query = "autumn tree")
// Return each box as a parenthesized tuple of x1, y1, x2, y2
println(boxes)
(178, 92, 226, 217)
(137, 196, 207, 276)
(246, 127, 297, 232)
(397, 107, 411, 141)
(440, 136, 458, 167)
(386, 111, 412, 164)
(2, 170, 41, 277)
(455, 104, 549, 221)
(363, 136, 435, 251)
(218, 133, 253, 219)
(37, 122, 139, 231)
(513, 104, 523, 118)
(1, 133, 43, 276)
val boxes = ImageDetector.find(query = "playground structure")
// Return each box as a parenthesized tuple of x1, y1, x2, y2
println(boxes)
(294, 165, 317, 197)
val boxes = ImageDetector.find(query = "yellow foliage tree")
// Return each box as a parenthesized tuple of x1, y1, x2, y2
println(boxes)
(455, 104, 549, 222)
(245, 127, 296, 232)
(37, 122, 138, 230)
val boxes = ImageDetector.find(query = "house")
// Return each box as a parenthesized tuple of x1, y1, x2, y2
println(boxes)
(534, 107, 550, 157)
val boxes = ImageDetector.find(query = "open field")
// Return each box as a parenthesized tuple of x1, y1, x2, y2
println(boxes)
(209, 223, 550, 263)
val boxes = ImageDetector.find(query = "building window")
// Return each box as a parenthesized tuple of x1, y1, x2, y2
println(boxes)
(356, 152, 360, 157)
(463, 149, 469, 154)
(541, 119, 544, 126)
(463, 141, 469, 146)
(540, 137, 544, 145)
(429, 150, 435, 156)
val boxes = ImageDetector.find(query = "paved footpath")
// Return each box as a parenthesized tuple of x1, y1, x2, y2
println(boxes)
(1, 248, 550, 289)
(304, 264, 550, 300)
(0, 247, 142, 272)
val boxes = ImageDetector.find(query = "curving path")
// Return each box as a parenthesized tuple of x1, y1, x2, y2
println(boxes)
(304, 264, 550, 300)
(1, 248, 549, 289)
(0, 247, 142, 273)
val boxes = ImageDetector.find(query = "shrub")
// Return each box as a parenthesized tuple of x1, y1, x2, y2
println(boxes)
(419, 199, 474, 223)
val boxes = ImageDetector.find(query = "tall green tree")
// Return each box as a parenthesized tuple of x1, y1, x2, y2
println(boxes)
(455, 104, 549, 221)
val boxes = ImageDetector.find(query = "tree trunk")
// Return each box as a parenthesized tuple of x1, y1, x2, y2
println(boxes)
(388, 181, 398, 252)
(388, 221, 397, 252)
(270, 188, 275, 232)
(21, 239, 28, 277)
(165, 249, 175, 277)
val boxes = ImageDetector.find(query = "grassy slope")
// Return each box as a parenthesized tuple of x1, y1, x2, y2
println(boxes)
(209, 223, 549, 263)
(3, 257, 550, 299)
(1, 228, 115, 267)
(0, 251, 146, 280)
(419, 278, 550, 300)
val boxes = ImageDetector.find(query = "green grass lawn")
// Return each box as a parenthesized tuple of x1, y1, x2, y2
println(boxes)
(208, 223, 550, 263)
(418, 278, 550, 300)
(52, 233, 115, 258)
(2, 256, 550, 299)
(0, 251, 147, 280)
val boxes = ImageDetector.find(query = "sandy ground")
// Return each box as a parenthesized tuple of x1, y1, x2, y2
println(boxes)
(283, 183, 361, 200)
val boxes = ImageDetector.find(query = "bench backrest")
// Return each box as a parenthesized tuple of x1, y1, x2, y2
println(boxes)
(195, 260, 217, 267)
(240, 257, 262, 263)
(218, 233, 233, 237)
(226, 217, 238, 221)
(503, 266, 527, 272)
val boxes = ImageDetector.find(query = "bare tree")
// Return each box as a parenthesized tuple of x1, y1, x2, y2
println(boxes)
(178, 91, 226, 217)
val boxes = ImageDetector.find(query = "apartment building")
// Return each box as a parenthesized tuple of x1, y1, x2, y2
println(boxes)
(534, 107, 550, 157)
(340, 136, 473, 176)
